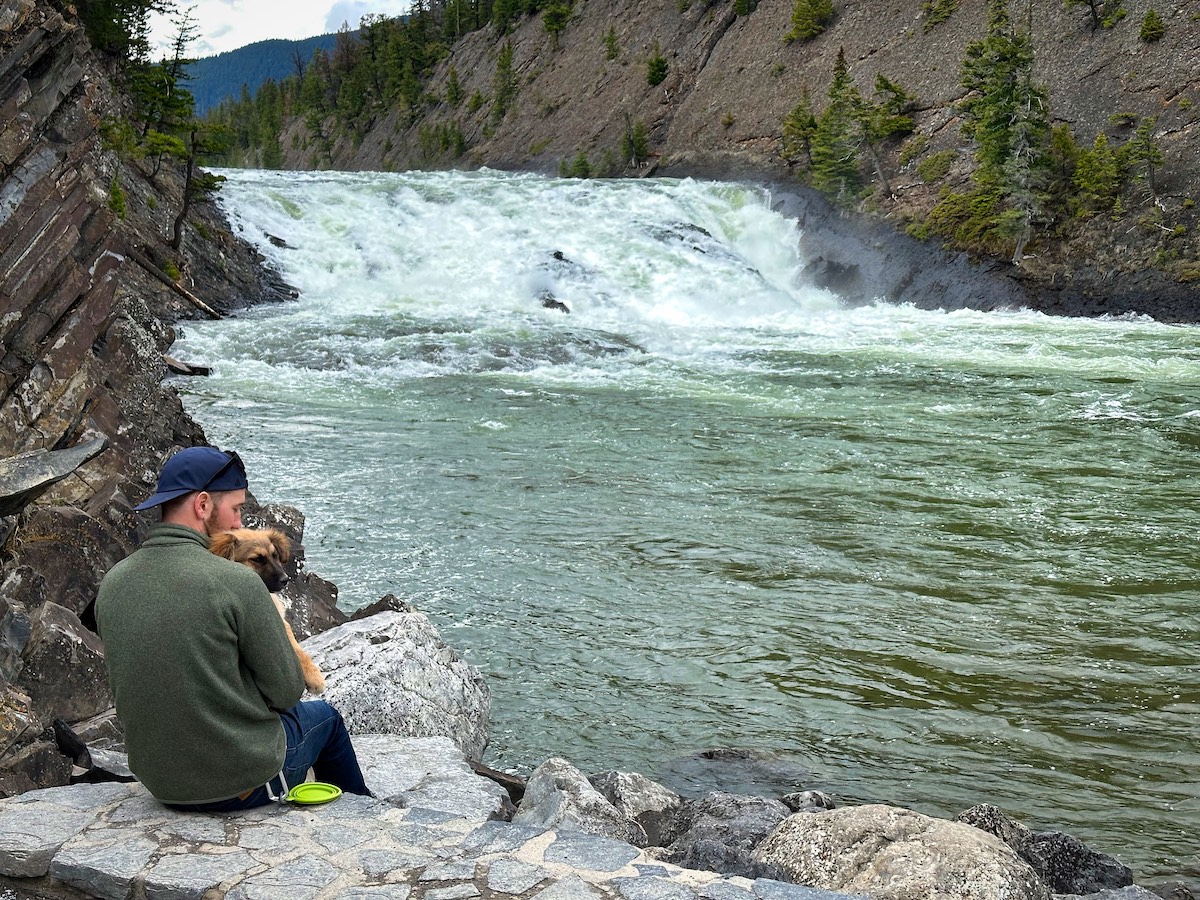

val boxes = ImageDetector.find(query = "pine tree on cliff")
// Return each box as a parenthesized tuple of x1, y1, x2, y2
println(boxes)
(1065, 0, 1127, 31)
(917, 0, 1051, 260)
(1139, 6, 1164, 40)
(960, 0, 1042, 176)
(855, 74, 915, 197)
(786, 0, 834, 42)
(809, 48, 861, 199)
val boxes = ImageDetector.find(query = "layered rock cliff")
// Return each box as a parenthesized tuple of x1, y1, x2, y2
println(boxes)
(0, 1, 308, 793)
(282, 0, 1200, 320)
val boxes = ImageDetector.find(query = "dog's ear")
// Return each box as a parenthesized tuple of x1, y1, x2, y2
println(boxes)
(209, 532, 238, 560)
(268, 529, 292, 564)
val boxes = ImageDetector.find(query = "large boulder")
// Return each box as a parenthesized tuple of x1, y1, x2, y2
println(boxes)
(16, 601, 111, 723)
(302, 609, 491, 760)
(956, 804, 1133, 895)
(589, 770, 685, 847)
(0, 686, 69, 797)
(3, 506, 123, 620)
(664, 791, 791, 881)
(513, 757, 647, 845)
(754, 804, 1051, 900)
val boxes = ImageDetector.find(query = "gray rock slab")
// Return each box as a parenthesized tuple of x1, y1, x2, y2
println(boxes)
(420, 860, 479, 882)
(49, 831, 157, 900)
(0, 437, 108, 516)
(753, 880, 866, 900)
(699, 882, 756, 900)
(154, 815, 231, 844)
(358, 848, 439, 879)
(6, 782, 134, 809)
(339, 888, 413, 900)
(531, 874, 605, 900)
(143, 850, 260, 900)
(355, 735, 508, 821)
(224, 855, 341, 900)
(308, 614, 491, 760)
(309, 823, 379, 855)
(305, 792, 387, 821)
(106, 794, 178, 827)
(545, 832, 641, 872)
(403, 776, 509, 821)
(0, 804, 100, 877)
(486, 858, 553, 895)
(426, 884, 481, 900)
(612, 876, 698, 900)
(460, 822, 548, 858)
(235, 823, 297, 854)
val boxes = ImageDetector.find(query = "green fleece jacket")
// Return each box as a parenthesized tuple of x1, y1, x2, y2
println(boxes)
(96, 524, 304, 804)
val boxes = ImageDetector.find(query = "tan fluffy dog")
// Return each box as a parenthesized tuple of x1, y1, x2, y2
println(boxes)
(209, 528, 326, 694)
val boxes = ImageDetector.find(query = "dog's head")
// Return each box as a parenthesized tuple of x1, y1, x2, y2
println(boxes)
(209, 528, 292, 593)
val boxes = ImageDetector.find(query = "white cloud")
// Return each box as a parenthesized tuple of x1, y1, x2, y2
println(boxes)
(149, 1, 413, 58)
(325, 1, 411, 33)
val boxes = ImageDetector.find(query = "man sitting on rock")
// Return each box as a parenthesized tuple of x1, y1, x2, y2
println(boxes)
(96, 446, 369, 811)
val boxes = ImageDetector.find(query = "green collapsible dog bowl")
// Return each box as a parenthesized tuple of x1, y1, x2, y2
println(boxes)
(286, 782, 342, 805)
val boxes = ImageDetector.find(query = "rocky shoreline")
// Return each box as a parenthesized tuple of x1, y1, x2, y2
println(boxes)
(0, 608, 1191, 900)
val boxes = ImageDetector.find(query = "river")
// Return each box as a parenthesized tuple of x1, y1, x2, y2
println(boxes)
(174, 167, 1198, 887)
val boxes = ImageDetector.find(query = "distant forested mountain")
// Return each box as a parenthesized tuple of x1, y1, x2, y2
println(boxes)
(185, 33, 339, 115)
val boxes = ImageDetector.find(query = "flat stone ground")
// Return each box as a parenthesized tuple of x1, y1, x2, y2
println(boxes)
(0, 735, 862, 900)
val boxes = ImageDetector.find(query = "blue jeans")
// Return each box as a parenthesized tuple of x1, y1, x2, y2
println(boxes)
(165, 701, 369, 812)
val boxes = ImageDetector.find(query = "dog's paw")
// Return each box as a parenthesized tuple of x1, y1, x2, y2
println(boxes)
(305, 673, 327, 694)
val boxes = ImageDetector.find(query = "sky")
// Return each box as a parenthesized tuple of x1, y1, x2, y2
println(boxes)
(149, 0, 415, 58)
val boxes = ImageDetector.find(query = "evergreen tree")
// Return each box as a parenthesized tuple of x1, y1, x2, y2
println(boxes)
(602, 25, 619, 60)
(171, 125, 231, 249)
(809, 48, 861, 199)
(786, 0, 834, 43)
(398, 59, 423, 121)
(921, 0, 958, 31)
(647, 48, 668, 87)
(568, 151, 591, 178)
(1072, 133, 1121, 215)
(1139, 7, 1164, 41)
(621, 115, 649, 166)
(1065, 0, 1126, 30)
(446, 64, 463, 106)
(781, 88, 817, 166)
(78, 0, 174, 62)
(492, 41, 517, 121)
(544, 3, 571, 49)
(918, 0, 1053, 260)
(493, 0, 520, 32)
(959, 0, 1046, 180)
(855, 73, 915, 197)
(1119, 117, 1164, 202)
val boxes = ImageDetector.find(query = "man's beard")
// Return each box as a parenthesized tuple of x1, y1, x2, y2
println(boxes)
(203, 505, 222, 537)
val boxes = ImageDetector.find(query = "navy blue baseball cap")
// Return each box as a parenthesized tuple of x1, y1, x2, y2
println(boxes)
(134, 447, 248, 511)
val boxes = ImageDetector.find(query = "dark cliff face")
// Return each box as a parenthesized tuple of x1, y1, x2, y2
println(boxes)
(0, 1, 330, 794)
(283, 0, 1200, 320)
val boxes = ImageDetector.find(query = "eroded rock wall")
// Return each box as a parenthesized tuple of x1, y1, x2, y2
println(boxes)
(0, 1, 302, 794)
